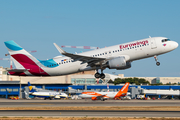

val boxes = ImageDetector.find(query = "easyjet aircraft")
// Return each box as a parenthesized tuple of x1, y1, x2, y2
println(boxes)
(79, 82, 130, 101)
(4, 37, 178, 78)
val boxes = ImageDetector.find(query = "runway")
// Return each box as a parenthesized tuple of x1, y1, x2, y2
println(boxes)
(0, 110, 180, 117)
(1, 99, 180, 117)
(0, 99, 180, 107)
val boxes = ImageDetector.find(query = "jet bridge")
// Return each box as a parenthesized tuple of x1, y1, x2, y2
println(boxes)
(142, 89, 180, 96)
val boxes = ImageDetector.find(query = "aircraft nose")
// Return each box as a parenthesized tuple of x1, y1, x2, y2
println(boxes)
(174, 41, 179, 49)
(78, 94, 82, 97)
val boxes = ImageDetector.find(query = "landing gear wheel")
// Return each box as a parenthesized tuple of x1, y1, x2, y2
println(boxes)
(94, 72, 101, 78)
(156, 62, 160, 66)
(100, 73, 105, 79)
(154, 55, 160, 66)
(101, 98, 105, 101)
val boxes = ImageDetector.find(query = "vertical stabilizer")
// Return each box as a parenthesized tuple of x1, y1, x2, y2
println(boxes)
(4, 40, 49, 76)
(28, 82, 36, 93)
(114, 82, 129, 98)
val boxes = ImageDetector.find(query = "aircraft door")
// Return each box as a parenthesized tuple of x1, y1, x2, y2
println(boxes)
(150, 39, 157, 49)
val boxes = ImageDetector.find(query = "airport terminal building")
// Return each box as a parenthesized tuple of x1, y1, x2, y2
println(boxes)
(1, 66, 180, 99)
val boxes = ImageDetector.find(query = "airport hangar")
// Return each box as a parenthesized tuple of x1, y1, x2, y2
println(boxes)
(0, 66, 180, 99)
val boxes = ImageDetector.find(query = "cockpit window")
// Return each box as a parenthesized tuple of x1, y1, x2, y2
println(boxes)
(162, 39, 170, 42)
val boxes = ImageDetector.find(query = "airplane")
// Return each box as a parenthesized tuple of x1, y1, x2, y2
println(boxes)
(78, 82, 130, 101)
(4, 37, 178, 79)
(28, 82, 68, 100)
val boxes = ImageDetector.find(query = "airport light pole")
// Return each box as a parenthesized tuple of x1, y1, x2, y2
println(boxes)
(19, 76, 22, 99)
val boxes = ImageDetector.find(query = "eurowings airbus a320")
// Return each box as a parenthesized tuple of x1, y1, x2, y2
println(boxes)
(4, 37, 178, 78)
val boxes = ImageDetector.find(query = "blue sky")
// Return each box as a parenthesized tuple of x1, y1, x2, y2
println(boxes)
(0, 0, 180, 77)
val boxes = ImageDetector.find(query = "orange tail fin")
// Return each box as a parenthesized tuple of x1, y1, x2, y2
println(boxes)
(114, 82, 129, 98)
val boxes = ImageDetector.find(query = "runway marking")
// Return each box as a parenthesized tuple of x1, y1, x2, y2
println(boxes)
(26, 103, 53, 105)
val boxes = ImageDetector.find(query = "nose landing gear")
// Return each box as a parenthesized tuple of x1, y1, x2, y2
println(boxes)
(154, 55, 160, 66)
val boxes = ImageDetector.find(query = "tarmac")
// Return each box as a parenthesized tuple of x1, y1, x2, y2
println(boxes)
(0, 98, 180, 117)
(0, 99, 179, 107)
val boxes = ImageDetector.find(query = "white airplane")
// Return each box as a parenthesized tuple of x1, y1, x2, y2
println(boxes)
(28, 82, 68, 100)
(4, 37, 178, 79)
(79, 82, 129, 101)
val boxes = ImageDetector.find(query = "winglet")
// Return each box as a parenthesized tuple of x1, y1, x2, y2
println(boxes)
(53, 43, 66, 54)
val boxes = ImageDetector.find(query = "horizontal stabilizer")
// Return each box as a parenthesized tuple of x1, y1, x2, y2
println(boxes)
(7, 69, 28, 73)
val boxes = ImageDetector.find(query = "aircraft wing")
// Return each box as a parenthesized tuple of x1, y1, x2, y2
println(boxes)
(54, 43, 106, 65)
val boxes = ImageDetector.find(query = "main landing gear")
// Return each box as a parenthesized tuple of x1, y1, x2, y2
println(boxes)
(94, 69, 105, 79)
(154, 55, 160, 66)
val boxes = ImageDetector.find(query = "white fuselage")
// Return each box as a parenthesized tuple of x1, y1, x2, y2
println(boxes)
(25, 37, 178, 76)
(30, 91, 68, 98)
(79, 91, 120, 99)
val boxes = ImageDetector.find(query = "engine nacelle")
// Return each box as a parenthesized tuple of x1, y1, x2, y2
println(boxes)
(107, 56, 131, 70)
(91, 97, 97, 100)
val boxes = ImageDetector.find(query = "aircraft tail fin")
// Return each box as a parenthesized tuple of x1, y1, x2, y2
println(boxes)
(28, 82, 36, 92)
(114, 82, 129, 98)
(4, 40, 49, 76)
(4, 40, 38, 68)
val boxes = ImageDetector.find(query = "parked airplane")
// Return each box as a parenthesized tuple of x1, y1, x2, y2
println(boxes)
(28, 82, 68, 100)
(4, 37, 178, 78)
(78, 82, 130, 101)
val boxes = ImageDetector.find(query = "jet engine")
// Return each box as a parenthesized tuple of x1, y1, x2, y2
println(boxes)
(107, 56, 131, 70)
